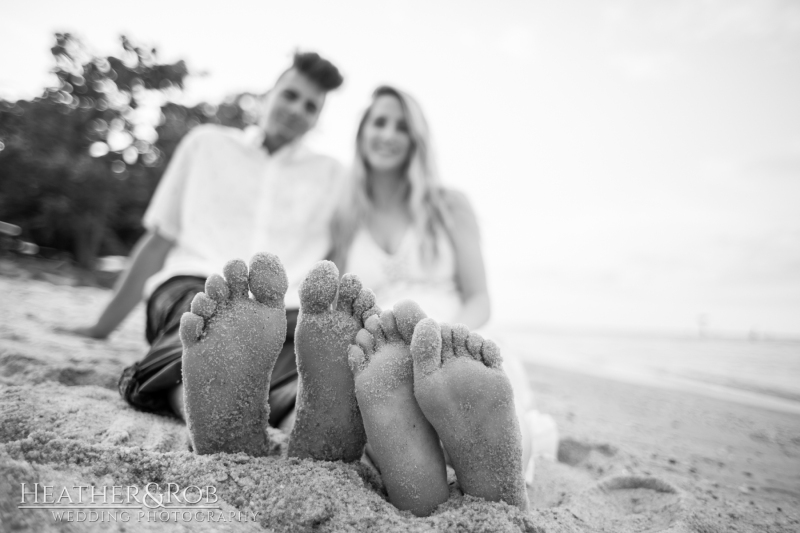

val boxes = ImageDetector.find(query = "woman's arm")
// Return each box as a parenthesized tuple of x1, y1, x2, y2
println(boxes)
(70, 230, 174, 339)
(442, 190, 491, 329)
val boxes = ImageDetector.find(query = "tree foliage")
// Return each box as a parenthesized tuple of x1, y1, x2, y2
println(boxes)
(0, 33, 259, 268)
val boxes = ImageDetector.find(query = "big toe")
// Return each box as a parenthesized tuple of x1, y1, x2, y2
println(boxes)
(410, 318, 442, 378)
(249, 253, 288, 308)
(393, 300, 427, 344)
(300, 261, 339, 314)
(223, 259, 250, 299)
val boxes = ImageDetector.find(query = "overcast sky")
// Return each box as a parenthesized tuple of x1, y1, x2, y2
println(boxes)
(2, 0, 799, 336)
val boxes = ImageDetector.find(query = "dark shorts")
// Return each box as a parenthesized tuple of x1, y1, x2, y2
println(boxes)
(118, 276, 299, 427)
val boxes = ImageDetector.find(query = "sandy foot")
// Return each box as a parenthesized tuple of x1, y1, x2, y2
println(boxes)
(410, 319, 529, 510)
(348, 301, 449, 517)
(180, 253, 288, 456)
(288, 261, 379, 462)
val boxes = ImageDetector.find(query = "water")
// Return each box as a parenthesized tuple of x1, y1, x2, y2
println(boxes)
(491, 325, 800, 415)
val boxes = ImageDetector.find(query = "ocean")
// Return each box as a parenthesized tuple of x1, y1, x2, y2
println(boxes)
(491, 325, 800, 415)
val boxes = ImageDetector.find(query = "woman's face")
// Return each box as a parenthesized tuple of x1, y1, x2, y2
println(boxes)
(361, 95, 412, 174)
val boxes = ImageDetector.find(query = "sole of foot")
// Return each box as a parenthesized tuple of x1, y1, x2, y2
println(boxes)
(288, 261, 380, 462)
(349, 301, 449, 517)
(180, 253, 287, 456)
(410, 319, 529, 510)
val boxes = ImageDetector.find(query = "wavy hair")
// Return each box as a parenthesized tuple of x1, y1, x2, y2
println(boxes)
(329, 86, 451, 270)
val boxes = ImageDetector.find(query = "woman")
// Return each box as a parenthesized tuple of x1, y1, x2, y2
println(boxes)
(331, 86, 557, 482)
(329, 86, 489, 329)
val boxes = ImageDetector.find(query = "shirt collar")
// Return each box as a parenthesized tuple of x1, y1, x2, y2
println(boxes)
(244, 125, 305, 162)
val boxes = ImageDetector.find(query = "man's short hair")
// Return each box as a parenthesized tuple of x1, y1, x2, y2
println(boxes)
(288, 51, 344, 91)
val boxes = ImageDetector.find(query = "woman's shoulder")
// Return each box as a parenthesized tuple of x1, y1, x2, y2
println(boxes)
(438, 186, 469, 204)
(437, 187, 476, 219)
(435, 187, 479, 236)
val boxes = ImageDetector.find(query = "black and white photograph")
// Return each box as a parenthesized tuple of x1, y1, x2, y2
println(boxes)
(1, 1, 798, 531)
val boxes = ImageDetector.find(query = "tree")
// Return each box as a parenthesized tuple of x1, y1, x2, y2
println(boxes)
(0, 34, 262, 269)
(0, 33, 188, 267)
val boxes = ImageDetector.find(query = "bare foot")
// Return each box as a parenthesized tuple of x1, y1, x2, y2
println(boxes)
(348, 301, 449, 517)
(410, 319, 529, 510)
(288, 261, 379, 462)
(180, 253, 287, 456)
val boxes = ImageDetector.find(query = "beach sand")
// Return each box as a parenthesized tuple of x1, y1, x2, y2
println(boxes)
(1, 267, 798, 532)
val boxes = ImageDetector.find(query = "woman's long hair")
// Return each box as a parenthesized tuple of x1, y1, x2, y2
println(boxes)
(329, 86, 451, 270)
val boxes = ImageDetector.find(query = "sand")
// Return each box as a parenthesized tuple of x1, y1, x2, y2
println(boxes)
(1, 264, 798, 532)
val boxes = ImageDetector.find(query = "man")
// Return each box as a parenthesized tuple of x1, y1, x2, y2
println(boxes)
(74, 52, 344, 427)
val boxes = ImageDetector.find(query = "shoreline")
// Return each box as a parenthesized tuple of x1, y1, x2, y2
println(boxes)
(523, 357, 800, 417)
(490, 325, 800, 417)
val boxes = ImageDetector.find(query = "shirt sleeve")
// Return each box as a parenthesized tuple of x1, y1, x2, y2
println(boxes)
(141, 128, 202, 242)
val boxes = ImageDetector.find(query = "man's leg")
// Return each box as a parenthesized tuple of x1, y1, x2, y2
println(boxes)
(267, 310, 299, 427)
(118, 276, 205, 415)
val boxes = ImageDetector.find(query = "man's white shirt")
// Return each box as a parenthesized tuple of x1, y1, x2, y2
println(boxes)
(143, 124, 343, 309)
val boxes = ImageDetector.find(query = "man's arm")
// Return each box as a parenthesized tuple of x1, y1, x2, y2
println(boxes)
(72, 230, 174, 339)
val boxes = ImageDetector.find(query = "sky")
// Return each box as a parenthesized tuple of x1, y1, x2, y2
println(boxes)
(1, 0, 799, 337)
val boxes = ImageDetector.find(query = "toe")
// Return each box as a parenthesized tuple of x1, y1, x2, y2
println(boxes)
(392, 300, 427, 344)
(348, 345, 367, 375)
(355, 329, 376, 357)
(451, 324, 474, 360)
(439, 323, 456, 364)
(249, 253, 288, 308)
(336, 274, 362, 313)
(223, 259, 250, 299)
(480, 339, 503, 368)
(466, 332, 484, 361)
(299, 261, 339, 314)
(364, 314, 386, 349)
(353, 288, 377, 323)
(179, 312, 204, 346)
(410, 318, 442, 378)
(205, 274, 229, 302)
(380, 310, 402, 342)
(190, 293, 216, 320)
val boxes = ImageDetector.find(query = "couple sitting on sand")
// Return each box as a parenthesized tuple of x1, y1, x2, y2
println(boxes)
(74, 50, 533, 515)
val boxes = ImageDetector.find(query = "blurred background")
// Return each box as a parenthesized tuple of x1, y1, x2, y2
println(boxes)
(1, 0, 798, 344)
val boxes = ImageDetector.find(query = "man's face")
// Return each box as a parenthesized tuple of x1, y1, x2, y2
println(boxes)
(260, 68, 326, 147)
